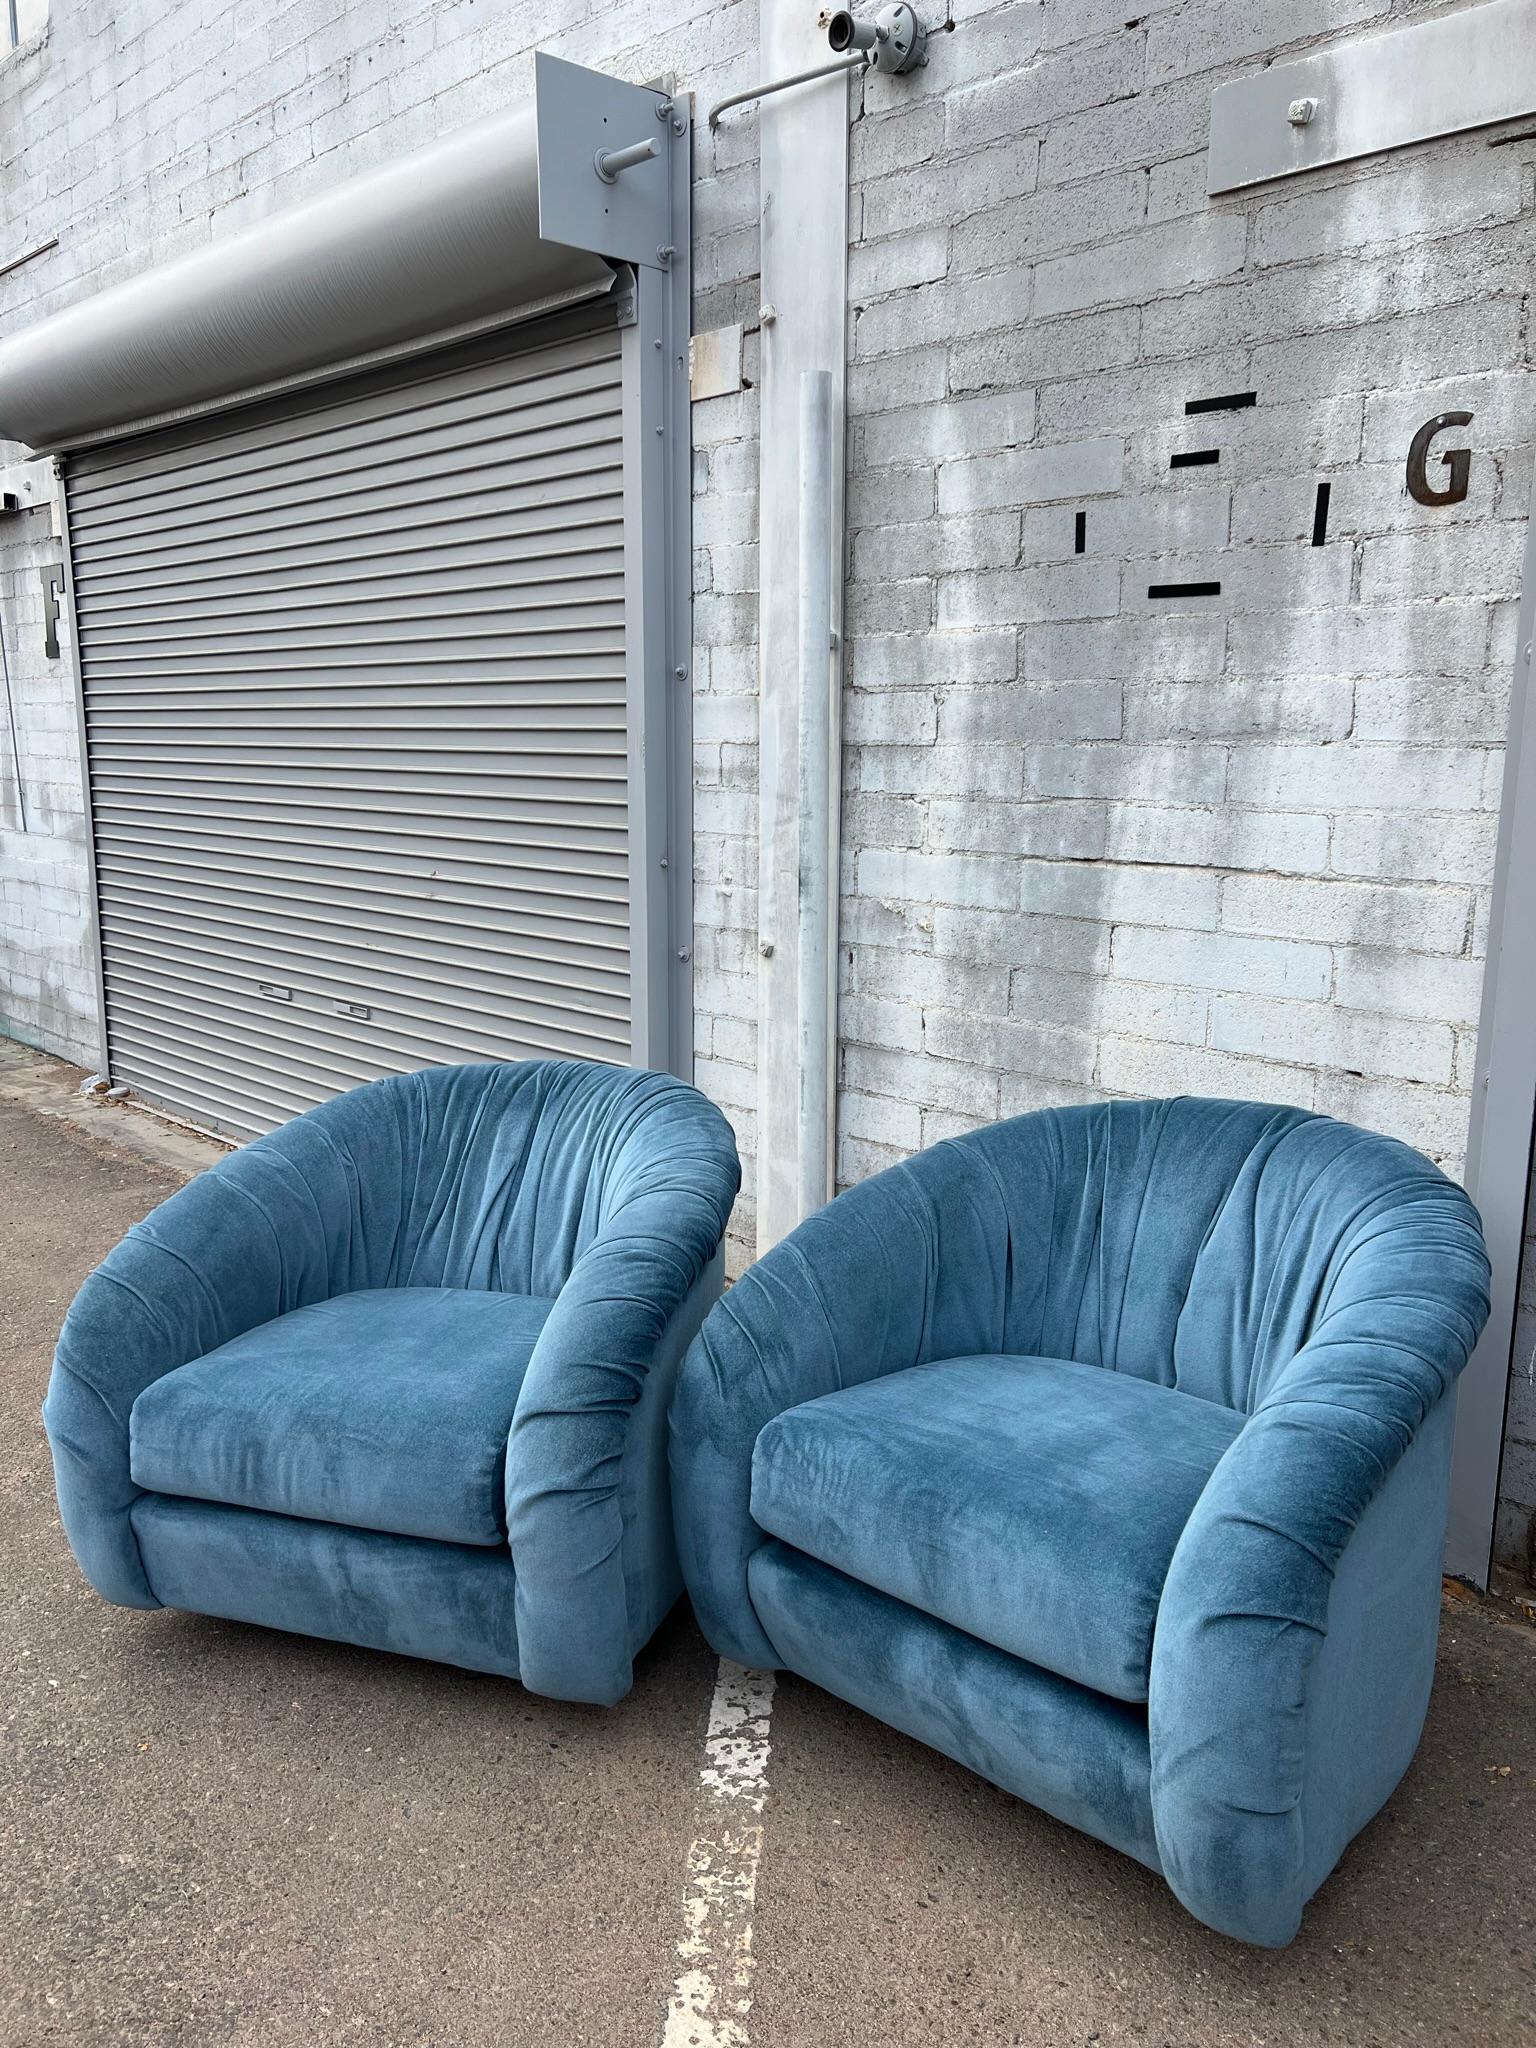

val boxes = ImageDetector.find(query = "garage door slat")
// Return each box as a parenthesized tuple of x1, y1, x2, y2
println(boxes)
(73, 308, 631, 1137)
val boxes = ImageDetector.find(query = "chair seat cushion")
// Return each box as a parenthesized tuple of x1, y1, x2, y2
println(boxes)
(749, 1353, 1244, 1702)
(129, 1288, 555, 1547)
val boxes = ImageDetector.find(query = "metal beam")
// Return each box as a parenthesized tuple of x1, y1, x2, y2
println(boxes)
(1447, 463, 1536, 1585)
(53, 460, 113, 1079)
(620, 93, 695, 1082)
(754, 0, 850, 1253)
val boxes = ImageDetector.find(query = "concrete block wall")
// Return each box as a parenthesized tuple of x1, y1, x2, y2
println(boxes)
(837, 0, 1527, 1174)
(2, 0, 1534, 1564)
(829, 0, 1533, 1564)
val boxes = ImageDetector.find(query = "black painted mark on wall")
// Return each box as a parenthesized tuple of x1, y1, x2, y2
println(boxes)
(1148, 581, 1221, 599)
(40, 566, 63, 661)
(1311, 481, 1331, 546)
(1407, 411, 1473, 506)
(1185, 391, 1256, 415)
(1073, 510, 1087, 554)
(1170, 449, 1220, 469)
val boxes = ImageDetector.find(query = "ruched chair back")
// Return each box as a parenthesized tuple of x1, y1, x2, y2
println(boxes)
(58, 1062, 733, 1375)
(725, 1097, 1485, 1422)
(51, 1060, 741, 1703)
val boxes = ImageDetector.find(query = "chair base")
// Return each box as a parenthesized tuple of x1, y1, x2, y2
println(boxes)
(132, 1494, 522, 1680)
(747, 1539, 1162, 1874)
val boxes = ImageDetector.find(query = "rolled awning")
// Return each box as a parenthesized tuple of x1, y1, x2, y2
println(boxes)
(0, 94, 616, 452)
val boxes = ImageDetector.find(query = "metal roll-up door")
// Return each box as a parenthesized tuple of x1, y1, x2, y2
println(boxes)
(65, 304, 631, 1138)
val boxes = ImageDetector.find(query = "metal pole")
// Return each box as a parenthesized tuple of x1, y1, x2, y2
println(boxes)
(796, 369, 835, 1222)
(54, 458, 114, 1080)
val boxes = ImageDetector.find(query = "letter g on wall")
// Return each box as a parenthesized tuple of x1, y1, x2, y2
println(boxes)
(1406, 410, 1474, 507)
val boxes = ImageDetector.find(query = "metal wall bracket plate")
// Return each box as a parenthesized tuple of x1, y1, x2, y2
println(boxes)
(1208, 0, 1536, 193)
(689, 323, 745, 402)
(0, 456, 61, 535)
(536, 52, 677, 272)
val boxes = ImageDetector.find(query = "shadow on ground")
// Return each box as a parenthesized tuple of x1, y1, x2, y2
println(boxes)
(753, 1610, 1536, 2048)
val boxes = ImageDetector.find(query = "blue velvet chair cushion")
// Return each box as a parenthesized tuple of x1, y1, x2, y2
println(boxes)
(747, 1540, 1162, 1873)
(129, 1287, 555, 1547)
(750, 1353, 1245, 1703)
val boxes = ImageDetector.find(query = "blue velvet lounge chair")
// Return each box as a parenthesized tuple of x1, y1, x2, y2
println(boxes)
(671, 1097, 1490, 1945)
(45, 1060, 740, 1706)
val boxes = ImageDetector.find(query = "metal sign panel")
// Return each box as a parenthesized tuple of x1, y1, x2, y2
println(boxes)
(1208, 0, 1536, 193)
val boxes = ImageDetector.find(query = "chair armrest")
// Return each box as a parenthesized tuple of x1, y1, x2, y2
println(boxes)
(670, 1151, 999, 1669)
(506, 1121, 740, 1705)
(1150, 1198, 1489, 1946)
(44, 1114, 379, 1606)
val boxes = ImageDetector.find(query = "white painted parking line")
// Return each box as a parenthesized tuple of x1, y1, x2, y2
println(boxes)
(661, 1660, 777, 2048)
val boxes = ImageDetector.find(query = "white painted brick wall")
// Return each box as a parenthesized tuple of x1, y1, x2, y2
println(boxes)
(2, 0, 1533, 1558)
(842, 0, 1533, 1568)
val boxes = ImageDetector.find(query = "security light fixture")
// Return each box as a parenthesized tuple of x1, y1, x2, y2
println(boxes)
(708, 3, 931, 128)
(825, 3, 928, 73)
